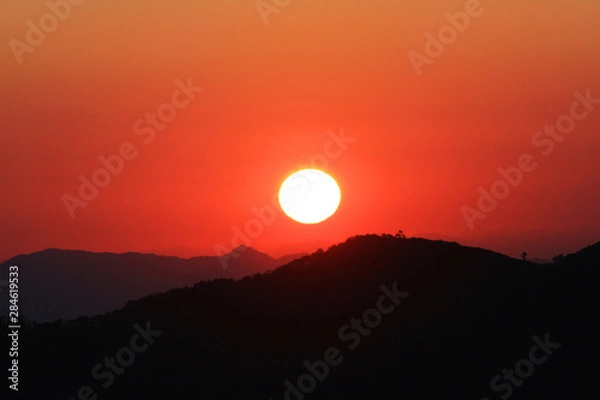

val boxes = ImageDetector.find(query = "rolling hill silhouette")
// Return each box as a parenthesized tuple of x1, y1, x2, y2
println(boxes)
(3, 234, 599, 399)
(0, 247, 306, 322)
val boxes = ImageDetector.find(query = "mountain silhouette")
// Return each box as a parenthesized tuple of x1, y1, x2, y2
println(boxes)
(3, 234, 599, 399)
(0, 247, 305, 322)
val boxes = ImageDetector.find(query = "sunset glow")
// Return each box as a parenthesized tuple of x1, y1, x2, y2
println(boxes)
(1, 0, 599, 261)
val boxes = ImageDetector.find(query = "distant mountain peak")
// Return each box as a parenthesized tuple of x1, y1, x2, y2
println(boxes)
(232, 245, 252, 253)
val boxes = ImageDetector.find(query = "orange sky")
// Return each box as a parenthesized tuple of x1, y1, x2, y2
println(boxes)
(1, 0, 599, 261)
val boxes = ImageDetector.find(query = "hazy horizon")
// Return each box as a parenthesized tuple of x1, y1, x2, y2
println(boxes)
(3, 226, 598, 264)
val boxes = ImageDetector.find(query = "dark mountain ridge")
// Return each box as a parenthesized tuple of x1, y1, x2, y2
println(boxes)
(0, 246, 305, 322)
(4, 234, 599, 399)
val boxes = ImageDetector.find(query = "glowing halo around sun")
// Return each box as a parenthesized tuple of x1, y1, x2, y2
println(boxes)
(278, 169, 341, 224)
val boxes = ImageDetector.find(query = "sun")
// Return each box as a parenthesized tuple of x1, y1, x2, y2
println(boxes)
(278, 169, 341, 224)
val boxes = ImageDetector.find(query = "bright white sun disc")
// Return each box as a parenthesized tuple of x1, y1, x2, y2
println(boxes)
(278, 169, 341, 224)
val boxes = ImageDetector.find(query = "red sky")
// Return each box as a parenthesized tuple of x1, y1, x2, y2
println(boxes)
(1, 0, 599, 261)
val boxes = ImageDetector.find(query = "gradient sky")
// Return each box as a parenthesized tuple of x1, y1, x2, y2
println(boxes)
(1, 0, 599, 261)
